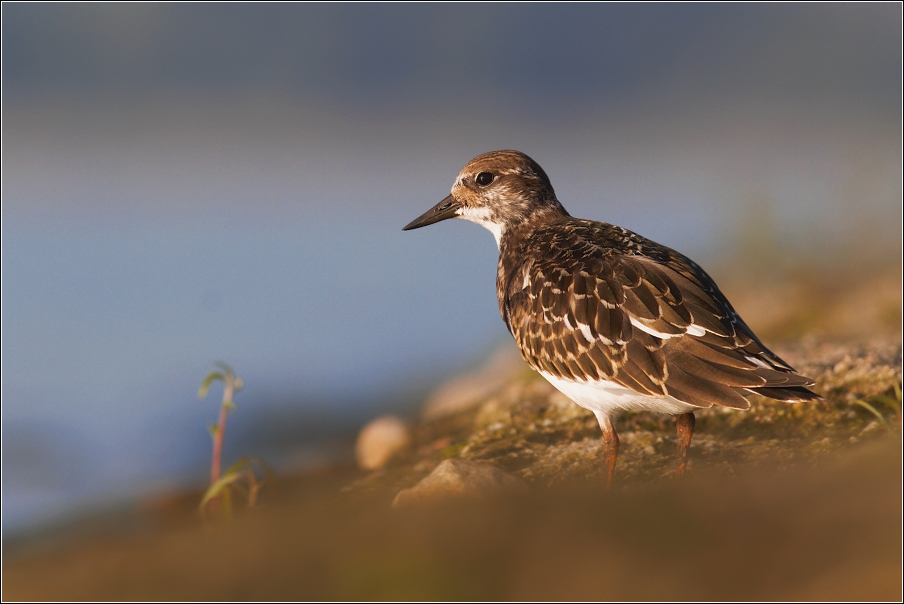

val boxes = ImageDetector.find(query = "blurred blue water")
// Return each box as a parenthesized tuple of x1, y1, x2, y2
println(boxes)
(1, 209, 507, 532)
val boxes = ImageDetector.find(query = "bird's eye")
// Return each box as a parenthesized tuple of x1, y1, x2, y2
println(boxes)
(475, 172, 494, 186)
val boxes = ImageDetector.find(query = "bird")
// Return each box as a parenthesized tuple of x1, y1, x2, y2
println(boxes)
(403, 150, 820, 486)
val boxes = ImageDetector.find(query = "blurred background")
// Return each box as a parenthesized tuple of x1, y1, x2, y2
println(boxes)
(2, 3, 901, 536)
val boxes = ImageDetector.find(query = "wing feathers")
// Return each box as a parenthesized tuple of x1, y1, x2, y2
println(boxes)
(625, 283, 660, 318)
(666, 366, 751, 409)
(666, 350, 766, 388)
(500, 220, 818, 410)
(672, 337, 756, 370)
(746, 386, 823, 402)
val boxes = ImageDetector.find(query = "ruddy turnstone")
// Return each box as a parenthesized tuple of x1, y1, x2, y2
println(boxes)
(404, 150, 819, 485)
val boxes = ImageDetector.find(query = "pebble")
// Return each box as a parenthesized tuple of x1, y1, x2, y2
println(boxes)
(392, 458, 528, 508)
(355, 415, 411, 470)
(860, 420, 881, 435)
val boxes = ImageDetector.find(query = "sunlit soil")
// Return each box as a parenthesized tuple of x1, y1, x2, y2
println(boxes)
(2, 439, 899, 601)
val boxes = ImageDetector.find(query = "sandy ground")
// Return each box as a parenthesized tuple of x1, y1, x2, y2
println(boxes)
(3, 432, 901, 600)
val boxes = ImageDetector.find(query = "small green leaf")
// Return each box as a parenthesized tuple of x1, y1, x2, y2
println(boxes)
(208, 423, 219, 439)
(873, 394, 900, 413)
(224, 457, 251, 475)
(198, 371, 225, 399)
(873, 384, 902, 412)
(199, 470, 245, 511)
(214, 360, 235, 378)
(852, 399, 893, 433)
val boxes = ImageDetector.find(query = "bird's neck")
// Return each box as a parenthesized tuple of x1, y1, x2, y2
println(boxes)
(496, 206, 568, 251)
(463, 203, 568, 250)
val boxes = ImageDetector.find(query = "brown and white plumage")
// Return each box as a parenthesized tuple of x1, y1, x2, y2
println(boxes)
(404, 150, 819, 483)
(499, 219, 817, 410)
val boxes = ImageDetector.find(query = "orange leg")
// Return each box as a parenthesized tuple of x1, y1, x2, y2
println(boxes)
(594, 412, 620, 487)
(676, 412, 695, 477)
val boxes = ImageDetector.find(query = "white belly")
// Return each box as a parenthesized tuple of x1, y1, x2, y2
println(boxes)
(539, 371, 699, 418)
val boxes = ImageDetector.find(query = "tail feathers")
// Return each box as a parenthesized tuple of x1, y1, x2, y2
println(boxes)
(745, 385, 823, 402)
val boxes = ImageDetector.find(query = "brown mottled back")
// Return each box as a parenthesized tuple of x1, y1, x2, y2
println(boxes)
(497, 216, 818, 409)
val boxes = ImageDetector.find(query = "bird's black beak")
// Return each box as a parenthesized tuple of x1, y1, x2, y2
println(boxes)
(402, 195, 462, 231)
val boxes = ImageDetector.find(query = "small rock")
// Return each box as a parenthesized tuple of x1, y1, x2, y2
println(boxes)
(860, 420, 881, 435)
(355, 415, 411, 470)
(392, 458, 528, 508)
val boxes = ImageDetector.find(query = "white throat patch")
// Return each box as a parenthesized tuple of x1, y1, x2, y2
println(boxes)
(458, 206, 505, 248)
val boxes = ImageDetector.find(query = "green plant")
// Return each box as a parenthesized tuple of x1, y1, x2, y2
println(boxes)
(851, 382, 902, 435)
(198, 361, 266, 517)
(199, 456, 266, 518)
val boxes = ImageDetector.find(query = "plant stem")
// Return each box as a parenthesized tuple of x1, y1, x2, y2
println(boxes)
(210, 375, 234, 502)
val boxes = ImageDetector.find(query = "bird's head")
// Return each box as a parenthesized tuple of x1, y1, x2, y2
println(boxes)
(403, 150, 568, 246)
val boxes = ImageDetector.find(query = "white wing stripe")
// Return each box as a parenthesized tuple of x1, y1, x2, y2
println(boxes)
(629, 317, 705, 339)
(629, 317, 681, 339)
